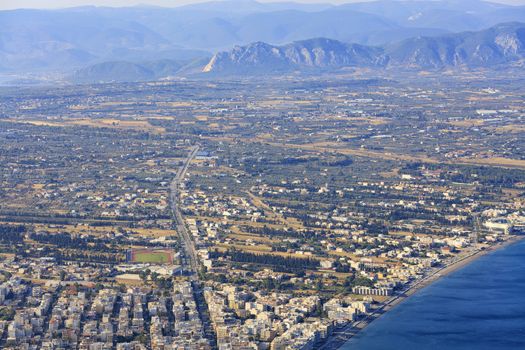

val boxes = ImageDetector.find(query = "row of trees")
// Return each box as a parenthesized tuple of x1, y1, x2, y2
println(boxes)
(211, 249, 320, 272)
(31, 232, 115, 252)
(0, 224, 26, 243)
(54, 251, 124, 264)
(401, 162, 525, 187)
(243, 225, 317, 239)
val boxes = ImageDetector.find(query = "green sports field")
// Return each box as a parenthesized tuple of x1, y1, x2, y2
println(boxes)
(129, 249, 173, 264)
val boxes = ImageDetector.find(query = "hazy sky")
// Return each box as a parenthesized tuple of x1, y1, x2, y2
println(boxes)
(1, 0, 525, 10)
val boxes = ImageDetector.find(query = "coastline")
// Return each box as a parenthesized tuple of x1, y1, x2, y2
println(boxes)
(320, 234, 525, 350)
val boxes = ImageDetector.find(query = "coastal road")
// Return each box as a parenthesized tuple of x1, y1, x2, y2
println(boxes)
(170, 145, 200, 278)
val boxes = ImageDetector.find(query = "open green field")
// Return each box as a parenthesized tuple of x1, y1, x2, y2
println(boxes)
(129, 249, 173, 264)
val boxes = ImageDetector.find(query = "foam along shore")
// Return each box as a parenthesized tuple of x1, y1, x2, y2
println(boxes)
(319, 234, 525, 350)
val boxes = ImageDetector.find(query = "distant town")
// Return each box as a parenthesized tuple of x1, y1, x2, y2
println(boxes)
(0, 70, 524, 349)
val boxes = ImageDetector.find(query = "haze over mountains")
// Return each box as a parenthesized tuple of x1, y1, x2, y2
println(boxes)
(203, 22, 525, 74)
(1, 0, 525, 82)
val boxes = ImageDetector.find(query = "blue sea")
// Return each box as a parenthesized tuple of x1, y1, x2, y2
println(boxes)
(342, 239, 525, 350)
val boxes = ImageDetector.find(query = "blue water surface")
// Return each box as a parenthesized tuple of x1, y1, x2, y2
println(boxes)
(342, 239, 525, 350)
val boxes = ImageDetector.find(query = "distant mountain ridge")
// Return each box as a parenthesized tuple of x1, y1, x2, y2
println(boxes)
(71, 58, 209, 83)
(203, 39, 386, 73)
(2, 0, 525, 77)
(203, 22, 525, 74)
(388, 22, 525, 68)
(72, 60, 181, 83)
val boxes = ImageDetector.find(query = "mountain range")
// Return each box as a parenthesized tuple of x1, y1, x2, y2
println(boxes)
(2, 0, 525, 78)
(202, 22, 525, 74)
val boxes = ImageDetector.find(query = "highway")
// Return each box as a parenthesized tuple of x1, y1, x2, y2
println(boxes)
(170, 145, 200, 279)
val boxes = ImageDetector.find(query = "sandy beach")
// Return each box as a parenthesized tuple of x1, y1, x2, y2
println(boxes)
(319, 235, 525, 350)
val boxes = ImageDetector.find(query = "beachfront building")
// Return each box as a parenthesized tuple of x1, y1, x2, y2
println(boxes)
(484, 218, 512, 235)
(352, 286, 393, 296)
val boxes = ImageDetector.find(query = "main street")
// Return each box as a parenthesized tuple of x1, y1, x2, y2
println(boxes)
(170, 145, 200, 278)
(169, 145, 217, 347)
